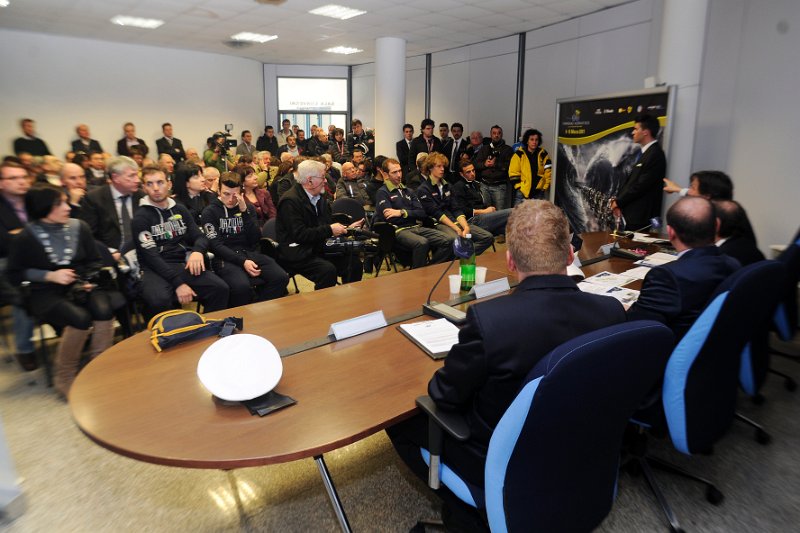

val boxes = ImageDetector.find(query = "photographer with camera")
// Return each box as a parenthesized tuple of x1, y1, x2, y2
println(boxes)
(8, 183, 125, 398)
(475, 125, 513, 210)
(204, 132, 231, 174)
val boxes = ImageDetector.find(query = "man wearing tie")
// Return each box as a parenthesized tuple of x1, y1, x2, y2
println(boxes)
(155, 123, 186, 163)
(79, 156, 143, 261)
(276, 159, 363, 290)
(609, 114, 667, 231)
(442, 122, 466, 183)
(408, 118, 442, 174)
(396, 124, 414, 178)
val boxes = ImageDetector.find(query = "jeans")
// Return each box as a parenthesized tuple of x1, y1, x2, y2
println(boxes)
(470, 209, 512, 236)
(12, 305, 34, 354)
(480, 182, 507, 211)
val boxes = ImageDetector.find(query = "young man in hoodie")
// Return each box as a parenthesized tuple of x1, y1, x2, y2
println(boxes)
(133, 166, 229, 318)
(201, 172, 289, 307)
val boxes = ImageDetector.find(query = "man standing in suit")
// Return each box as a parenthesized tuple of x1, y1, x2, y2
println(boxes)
(116, 122, 149, 157)
(387, 200, 626, 529)
(155, 123, 185, 163)
(79, 156, 143, 261)
(610, 114, 666, 231)
(443, 122, 467, 183)
(71, 124, 103, 155)
(276, 159, 363, 290)
(13, 118, 51, 156)
(235, 130, 257, 157)
(628, 196, 740, 339)
(395, 123, 414, 178)
(408, 118, 442, 173)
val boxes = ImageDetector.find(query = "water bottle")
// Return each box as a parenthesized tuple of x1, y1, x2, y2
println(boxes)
(459, 234, 476, 291)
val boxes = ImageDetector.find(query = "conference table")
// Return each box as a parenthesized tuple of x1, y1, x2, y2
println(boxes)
(69, 232, 652, 531)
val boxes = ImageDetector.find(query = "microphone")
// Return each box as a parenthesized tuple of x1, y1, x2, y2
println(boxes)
(422, 236, 475, 325)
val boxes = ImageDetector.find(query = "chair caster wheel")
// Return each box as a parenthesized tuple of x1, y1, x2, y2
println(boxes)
(751, 393, 765, 405)
(755, 428, 771, 445)
(706, 485, 724, 505)
(786, 377, 797, 392)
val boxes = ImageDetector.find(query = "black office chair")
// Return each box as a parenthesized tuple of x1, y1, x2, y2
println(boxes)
(370, 222, 399, 276)
(331, 197, 368, 227)
(260, 218, 300, 294)
(631, 260, 784, 533)
(767, 228, 800, 383)
(417, 320, 673, 532)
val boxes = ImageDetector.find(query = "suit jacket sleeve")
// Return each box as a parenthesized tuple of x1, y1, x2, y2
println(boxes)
(428, 308, 489, 411)
(626, 266, 681, 325)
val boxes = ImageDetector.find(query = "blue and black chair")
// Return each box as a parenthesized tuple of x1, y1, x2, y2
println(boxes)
(632, 260, 784, 532)
(259, 218, 300, 293)
(416, 320, 673, 532)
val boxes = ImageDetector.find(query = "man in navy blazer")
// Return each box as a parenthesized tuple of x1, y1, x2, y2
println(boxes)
(628, 196, 740, 340)
(610, 114, 667, 231)
(387, 200, 626, 527)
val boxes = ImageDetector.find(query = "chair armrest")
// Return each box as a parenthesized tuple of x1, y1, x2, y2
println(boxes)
(259, 237, 279, 259)
(416, 396, 471, 442)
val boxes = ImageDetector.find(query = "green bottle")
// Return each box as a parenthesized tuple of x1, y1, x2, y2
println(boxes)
(459, 234, 476, 291)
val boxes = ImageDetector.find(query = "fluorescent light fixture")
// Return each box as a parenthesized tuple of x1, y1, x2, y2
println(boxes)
(0, 1, 10, 7)
(324, 46, 363, 55)
(110, 15, 164, 29)
(231, 32, 278, 43)
(309, 4, 366, 20)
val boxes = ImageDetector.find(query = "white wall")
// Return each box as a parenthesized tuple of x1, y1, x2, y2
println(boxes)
(695, 0, 800, 250)
(522, 0, 661, 150)
(351, 56, 426, 134)
(262, 63, 349, 128)
(0, 29, 265, 157)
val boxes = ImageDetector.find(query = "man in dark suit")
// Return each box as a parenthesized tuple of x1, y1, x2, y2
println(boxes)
(155, 123, 186, 163)
(442, 122, 467, 183)
(610, 114, 666, 231)
(275, 159, 363, 290)
(79, 156, 143, 261)
(408, 118, 442, 172)
(116, 122, 149, 157)
(71, 124, 103, 155)
(395, 123, 414, 177)
(387, 200, 626, 529)
(714, 199, 764, 266)
(628, 196, 740, 340)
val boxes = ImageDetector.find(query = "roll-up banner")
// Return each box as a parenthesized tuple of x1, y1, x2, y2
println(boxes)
(552, 87, 675, 233)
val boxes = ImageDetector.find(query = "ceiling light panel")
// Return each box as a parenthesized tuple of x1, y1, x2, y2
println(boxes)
(309, 5, 367, 20)
(231, 32, 278, 43)
(110, 16, 164, 29)
(324, 46, 363, 55)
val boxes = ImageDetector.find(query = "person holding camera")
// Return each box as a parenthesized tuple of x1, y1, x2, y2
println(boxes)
(475, 125, 514, 210)
(204, 132, 230, 174)
(7, 183, 125, 398)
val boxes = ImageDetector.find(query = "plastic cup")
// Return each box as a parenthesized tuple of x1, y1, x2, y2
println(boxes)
(475, 266, 487, 284)
(448, 274, 462, 294)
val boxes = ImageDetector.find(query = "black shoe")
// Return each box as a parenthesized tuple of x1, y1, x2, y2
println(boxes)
(15, 352, 38, 371)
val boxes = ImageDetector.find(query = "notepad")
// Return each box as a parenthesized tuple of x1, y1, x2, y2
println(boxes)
(398, 319, 460, 360)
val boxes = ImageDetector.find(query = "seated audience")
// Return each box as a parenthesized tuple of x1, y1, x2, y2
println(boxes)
(71, 124, 103, 155)
(335, 162, 370, 206)
(59, 163, 87, 218)
(714, 199, 765, 265)
(451, 160, 511, 237)
(8, 183, 125, 398)
(132, 166, 229, 319)
(236, 163, 276, 228)
(416, 152, 494, 255)
(86, 152, 107, 188)
(373, 158, 453, 269)
(386, 200, 626, 531)
(203, 166, 220, 194)
(201, 172, 288, 307)
(172, 162, 214, 226)
(275, 159, 363, 290)
(628, 196, 740, 339)
(278, 135, 302, 158)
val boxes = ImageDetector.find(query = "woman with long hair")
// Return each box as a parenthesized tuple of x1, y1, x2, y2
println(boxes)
(172, 161, 214, 225)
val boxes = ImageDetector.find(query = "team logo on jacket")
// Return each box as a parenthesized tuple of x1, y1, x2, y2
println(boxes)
(150, 218, 187, 240)
(218, 216, 244, 234)
(203, 223, 218, 239)
(138, 231, 155, 249)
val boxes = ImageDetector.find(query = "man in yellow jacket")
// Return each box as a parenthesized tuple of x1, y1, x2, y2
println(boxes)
(508, 128, 552, 204)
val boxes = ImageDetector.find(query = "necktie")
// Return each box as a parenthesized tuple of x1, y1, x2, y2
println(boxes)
(450, 141, 459, 171)
(120, 195, 131, 248)
(427, 139, 433, 152)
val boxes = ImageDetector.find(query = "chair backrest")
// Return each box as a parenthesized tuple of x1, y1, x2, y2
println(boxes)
(370, 222, 396, 254)
(663, 260, 784, 455)
(262, 217, 278, 241)
(774, 229, 800, 340)
(485, 320, 673, 533)
(331, 197, 366, 224)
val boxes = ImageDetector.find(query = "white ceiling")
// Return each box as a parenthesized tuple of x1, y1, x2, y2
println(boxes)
(0, 0, 631, 65)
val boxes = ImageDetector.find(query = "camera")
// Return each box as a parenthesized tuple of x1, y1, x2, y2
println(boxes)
(67, 267, 116, 305)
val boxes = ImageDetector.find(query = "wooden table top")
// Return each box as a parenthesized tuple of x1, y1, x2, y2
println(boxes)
(69, 233, 645, 469)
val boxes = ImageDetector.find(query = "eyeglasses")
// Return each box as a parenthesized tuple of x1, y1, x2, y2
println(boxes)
(308, 175, 326, 182)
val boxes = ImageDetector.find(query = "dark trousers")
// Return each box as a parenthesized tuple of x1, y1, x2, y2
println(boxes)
(39, 289, 126, 330)
(283, 252, 362, 290)
(395, 226, 454, 269)
(141, 264, 229, 319)
(213, 253, 289, 308)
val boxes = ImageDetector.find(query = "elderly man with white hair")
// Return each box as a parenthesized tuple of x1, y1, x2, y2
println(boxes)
(275, 159, 364, 289)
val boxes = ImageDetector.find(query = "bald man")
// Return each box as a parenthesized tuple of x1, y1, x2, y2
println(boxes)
(60, 163, 88, 214)
(335, 162, 370, 206)
(71, 124, 103, 154)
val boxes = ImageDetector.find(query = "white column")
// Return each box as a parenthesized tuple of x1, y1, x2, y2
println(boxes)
(374, 37, 406, 161)
(657, 0, 710, 197)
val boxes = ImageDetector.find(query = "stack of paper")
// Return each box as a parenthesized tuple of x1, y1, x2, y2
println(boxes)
(635, 252, 678, 268)
(578, 271, 640, 305)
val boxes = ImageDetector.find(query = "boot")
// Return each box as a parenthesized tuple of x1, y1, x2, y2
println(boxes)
(87, 320, 115, 360)
(53, 326, 91, 399)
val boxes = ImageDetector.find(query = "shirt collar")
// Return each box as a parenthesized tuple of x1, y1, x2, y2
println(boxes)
(641, 140, 657, 153)
(385, 180, 404, 192)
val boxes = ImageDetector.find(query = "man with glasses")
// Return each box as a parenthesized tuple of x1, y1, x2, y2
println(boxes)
(276, 159, 363, 290)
